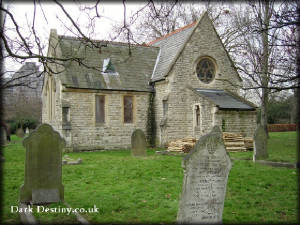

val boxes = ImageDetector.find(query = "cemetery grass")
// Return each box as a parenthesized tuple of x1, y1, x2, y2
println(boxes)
(229, 131, 298, 163)
(2, 132, 298, 224)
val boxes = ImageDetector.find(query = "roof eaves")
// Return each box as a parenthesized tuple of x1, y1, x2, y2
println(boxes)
(192, 87, 257, 110)
(150, 77, 166, 83)
(188, 86, 218, 107)
(225, 90, 258, 109)
(62, 86, 154, 93)
(218, 107, 256, 111)
(146, 20, 198, 46)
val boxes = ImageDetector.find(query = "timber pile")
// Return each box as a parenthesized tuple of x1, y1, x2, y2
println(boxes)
(222, 132, 254, 151)
(244, 137, 254, 150)
(223, 132, 247, 152)
(167, 137, 196, 153)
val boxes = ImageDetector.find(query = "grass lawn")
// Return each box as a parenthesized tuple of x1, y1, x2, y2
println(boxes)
(228, 131, 298, 163)
(2, 132, 298, 224)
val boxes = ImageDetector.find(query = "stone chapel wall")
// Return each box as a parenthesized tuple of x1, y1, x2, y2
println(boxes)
(215, 111, 257, 137)
(60, 90, 150, 151)
(154, 14, 247, 146)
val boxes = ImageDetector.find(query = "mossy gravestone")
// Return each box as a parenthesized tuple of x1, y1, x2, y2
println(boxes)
(253, 125, 268, 161)
(131, 129, 147, 157)
(20, 124, 65, 204)
(1, 127, 7, 145)
(16, 128, 25, 138)
(177, 126, 232, 224)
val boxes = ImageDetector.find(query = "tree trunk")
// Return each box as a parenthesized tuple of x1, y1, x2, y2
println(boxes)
(260, 0, 270, 138)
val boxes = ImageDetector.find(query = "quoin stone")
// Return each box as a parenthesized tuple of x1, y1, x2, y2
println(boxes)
(177, 126, 232, 224)
(131, 129, 147, 157)
(19, 123, 65, 204)
(253, 125, 268, 161)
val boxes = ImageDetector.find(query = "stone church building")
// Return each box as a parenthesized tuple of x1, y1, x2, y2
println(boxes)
(42, 12, 257, 151)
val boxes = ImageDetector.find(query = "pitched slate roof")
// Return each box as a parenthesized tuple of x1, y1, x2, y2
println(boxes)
(194, 89, 256, 110)
(57, 36, 159, 92)
(148, 21, 197, 82)
(147, 12, 242, 83)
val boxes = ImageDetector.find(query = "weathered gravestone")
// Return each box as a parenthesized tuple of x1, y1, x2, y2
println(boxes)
(131, 129, 147, 157)
(20, 124, 65, 204)
(253, 125, 268, 161)
(25, 127, 30, 135)
(62, 155, 82, 165)
(1, 127, 7, 145)
(16, 128, 25, 138)
(177, 126, 232, 224)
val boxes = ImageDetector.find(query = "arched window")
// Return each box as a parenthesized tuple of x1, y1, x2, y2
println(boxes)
(196, 58, 216, 84)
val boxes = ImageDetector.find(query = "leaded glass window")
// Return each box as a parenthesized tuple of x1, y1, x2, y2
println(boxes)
(124, 96, 133, 123)
(196, 58, 215, 83)
(95, 95, 105, 123)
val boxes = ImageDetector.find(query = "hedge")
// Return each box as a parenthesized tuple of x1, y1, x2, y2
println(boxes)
(267, 124, 297, 132)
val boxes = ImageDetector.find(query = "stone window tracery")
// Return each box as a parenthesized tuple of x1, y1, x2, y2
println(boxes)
(196, 58, 215, 83)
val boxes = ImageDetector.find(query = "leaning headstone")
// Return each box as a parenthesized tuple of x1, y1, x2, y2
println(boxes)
(177, 126, 232, 224)
(131, 129, 147, 157)
(16, 128, 25, 138)
(20, 124, 65, 204)
(1, 127, 7, 145)
(253, 125, 268, 161)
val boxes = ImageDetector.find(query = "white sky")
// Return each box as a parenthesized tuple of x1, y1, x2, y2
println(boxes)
(3, 2, 145, 73)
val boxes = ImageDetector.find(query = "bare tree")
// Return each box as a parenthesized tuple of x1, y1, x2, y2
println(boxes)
(110, 1, 233, 44)
(0, 1, 135, 88)
(1, 1, 298, 131)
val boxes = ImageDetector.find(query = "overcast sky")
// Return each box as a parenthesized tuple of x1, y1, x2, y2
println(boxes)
(3, 1, 145, 73)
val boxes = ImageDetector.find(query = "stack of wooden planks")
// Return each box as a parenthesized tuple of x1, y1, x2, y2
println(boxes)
(223, 132, 247, 152)
(167, 137, 196, 153)
(166, 133, 254, 153)
(223, 132, 254, 152)
(244, 137, 254, 150)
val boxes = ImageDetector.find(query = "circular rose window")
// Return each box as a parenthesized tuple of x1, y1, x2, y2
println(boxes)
(196, 58, 215, 83)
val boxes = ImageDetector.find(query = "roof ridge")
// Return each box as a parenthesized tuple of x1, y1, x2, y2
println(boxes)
(58, 35, 158, 48)
(146, 20, 197, 46)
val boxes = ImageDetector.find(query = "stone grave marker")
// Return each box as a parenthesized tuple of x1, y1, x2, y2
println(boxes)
(62, 155, 82, 165)
(20, 123, 65, 204)
(1, 126, 7, 145)
(177, 126, 232, 224)
(253, 125, 268, 161)
(25, 127, 30, 134)
(131, 129, 147, 157)
(16, 128, 25, 138)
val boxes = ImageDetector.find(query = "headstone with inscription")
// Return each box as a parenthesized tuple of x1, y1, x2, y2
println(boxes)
(131, 129, 147, 157)
(16, 128, 25, 138)
(177, 126, 232, 224)
(19, 124, 65, 204)
(253, 125, 268, 161)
